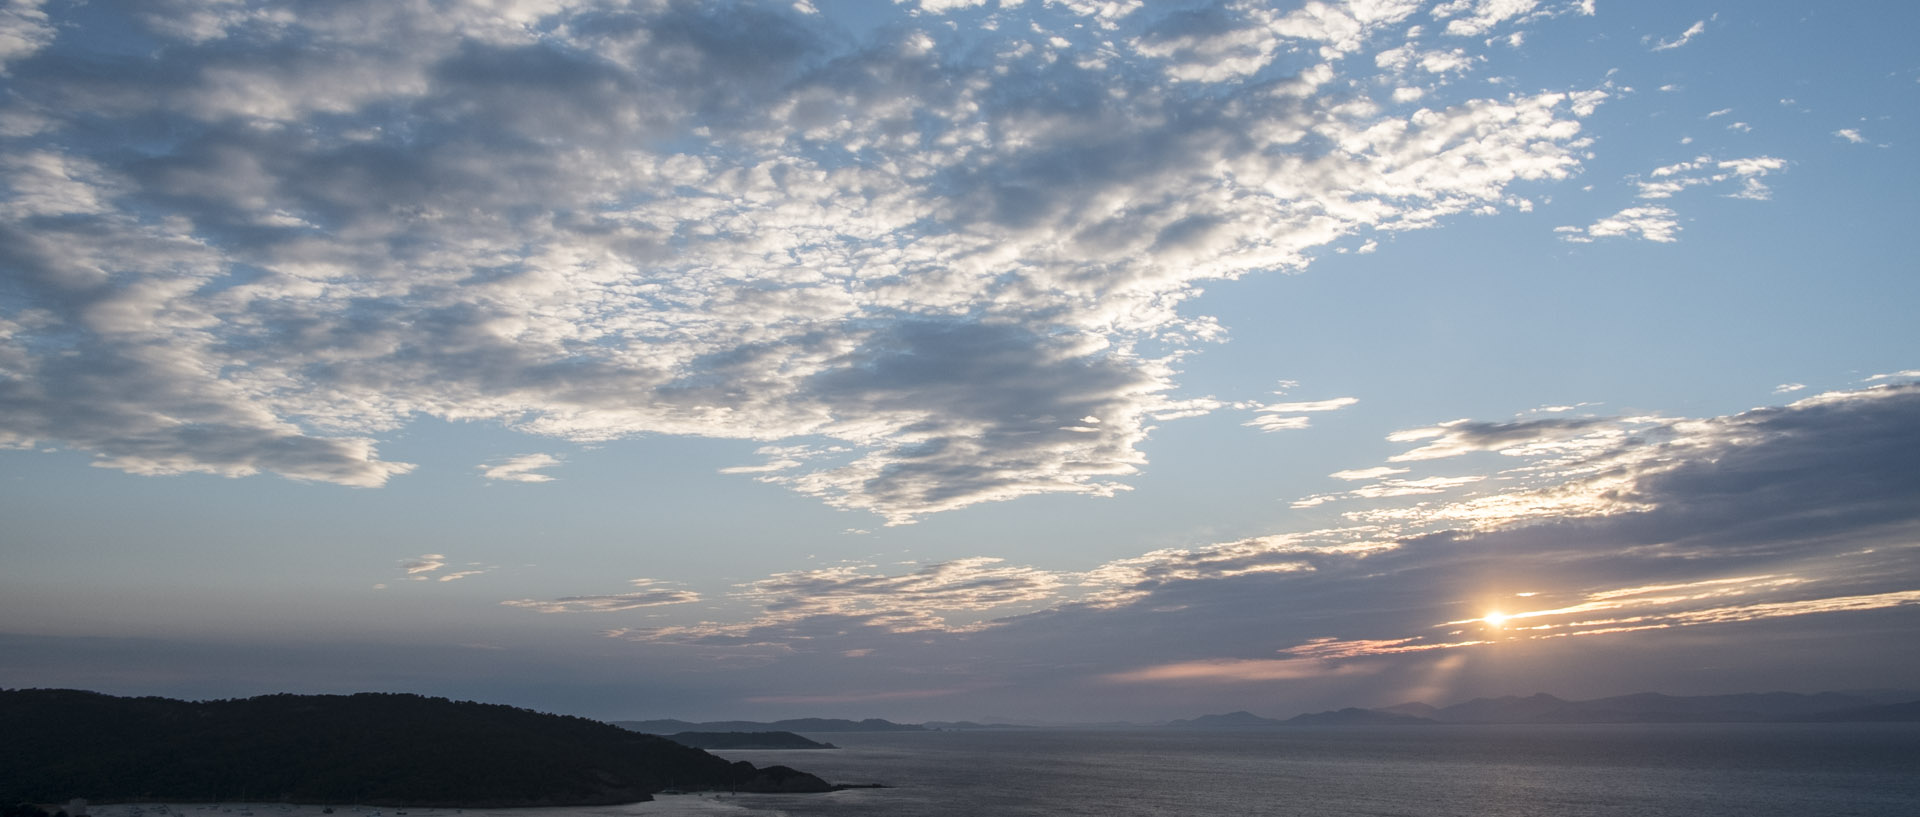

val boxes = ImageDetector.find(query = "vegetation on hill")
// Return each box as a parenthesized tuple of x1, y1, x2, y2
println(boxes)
(0, 689, 830, 806)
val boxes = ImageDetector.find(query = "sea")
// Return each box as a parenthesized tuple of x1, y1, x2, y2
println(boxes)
(700, 724, 1920, 817)
(88, 724, 1920, 817)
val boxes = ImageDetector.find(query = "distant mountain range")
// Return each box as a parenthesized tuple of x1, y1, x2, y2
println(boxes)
(615, 717, 926, 734)
(1169, 691, 1920, 728)
(664, 731, 838, 750)
(617, 690, 1920, 735)
(922, 720, 1036, 730)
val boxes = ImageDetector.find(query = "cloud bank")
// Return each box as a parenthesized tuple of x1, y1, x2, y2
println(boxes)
(580, 382, 1920, 698)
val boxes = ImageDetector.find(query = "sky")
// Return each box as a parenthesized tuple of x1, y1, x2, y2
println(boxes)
(1, 0, 1916, 723)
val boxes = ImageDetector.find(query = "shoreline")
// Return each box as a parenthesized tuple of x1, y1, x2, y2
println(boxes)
(71, 800, 767, 817)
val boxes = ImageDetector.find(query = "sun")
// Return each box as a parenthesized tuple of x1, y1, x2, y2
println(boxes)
(1483, 611, 1509, 628)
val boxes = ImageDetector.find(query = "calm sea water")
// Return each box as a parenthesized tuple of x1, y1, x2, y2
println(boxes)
(701, 725, 1920, 817)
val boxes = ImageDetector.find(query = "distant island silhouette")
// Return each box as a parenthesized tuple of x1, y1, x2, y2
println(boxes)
(613, 690, 1920, 735)
(662, 731, 838, 750)
(0, 689, 834, 806)
(614, 717, 926, 733)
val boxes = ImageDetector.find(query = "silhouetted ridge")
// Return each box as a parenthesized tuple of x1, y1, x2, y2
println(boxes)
(1284, 707, 1435, 726)
(665, 731, 837, 749)
(0, 689, 830, 805)
(614, 717, 924, 733)
(1165, 711, 1287, 729)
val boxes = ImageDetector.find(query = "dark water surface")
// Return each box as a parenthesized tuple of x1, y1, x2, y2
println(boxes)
(710, 724, 1920, 816)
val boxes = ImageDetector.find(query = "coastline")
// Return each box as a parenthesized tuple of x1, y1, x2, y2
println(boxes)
(75, 800, 766, 817)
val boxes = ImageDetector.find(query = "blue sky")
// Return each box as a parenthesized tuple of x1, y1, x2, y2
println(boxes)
(1, 0, 1916, 722)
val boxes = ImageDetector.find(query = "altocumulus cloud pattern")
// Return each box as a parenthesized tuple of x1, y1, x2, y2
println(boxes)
(3, 0, 1607, 522)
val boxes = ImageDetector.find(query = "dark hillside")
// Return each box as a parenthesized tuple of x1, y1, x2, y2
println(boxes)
(0, 689, 828, 806)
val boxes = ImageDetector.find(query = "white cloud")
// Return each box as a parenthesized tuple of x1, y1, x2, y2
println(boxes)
(502, 579, 702, 613)
(400, 554, 448, 580)
(1329, 466, 1410, 480)
(0, 0, 52, 70)
(1434, 0, 1544, 38)
(1560, 205, 1681, 243)
(0, 1, 1613, 524)
(1650, 20, 1706, 51)
(479, 453, 563, 483)
(1257, 397, 1359, 413)
(1244, 395, 1358, 433)
(1833, 128, 1866, 144)
(1246, 415, 1313, 432)
(1292, 473, 1484, 508)
(1632, 155, 1786, 202)
(905, 0, 988, 13)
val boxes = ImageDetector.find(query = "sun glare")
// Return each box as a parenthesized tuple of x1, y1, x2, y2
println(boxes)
(1483, 611, 1509, 628)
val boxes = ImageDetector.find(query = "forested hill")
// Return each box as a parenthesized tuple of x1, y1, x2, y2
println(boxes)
(0, 689, 830, 806)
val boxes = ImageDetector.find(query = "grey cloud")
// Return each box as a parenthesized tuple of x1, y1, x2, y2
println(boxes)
(1386, 415, 1613, 461)
(771, 320, 1178, 521)
(502, 590, 701, 613)
(4, 1, 1605, 516)
(747, 557, 1064, 615)
(610, 384, 1920, 704)
(620, 557, 1067, 646)
(0, 1, 53, 70)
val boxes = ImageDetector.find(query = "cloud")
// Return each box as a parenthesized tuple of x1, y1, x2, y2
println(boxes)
(1244, 395, 1351, 433)
(397, 553, 494, 583)
(502, 579, 702, 613)
(479, 453, 563, 483)
(1558, 205, 1680, 243)
(1102, 656, 1370, 684)
(1617, 155, 1786, 218)
(1330, 466, 1410, 481)
(1290, 474, 1485, 508)
(1384, 416, 1616, 461)
(400, 554, 448, 581)
(1433, 0, 1546, 38)
(1834, 128, 1867, 144)
(1649, 20, 1706, 52)
(1, 1, 1611, 521)
(0, 0, 52, 70)
(1245, 395, 1357, 433)
(588, 382, 1920, 702)
(1257, 397, 1360, 413)
(1246, 415, 1314, 432)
